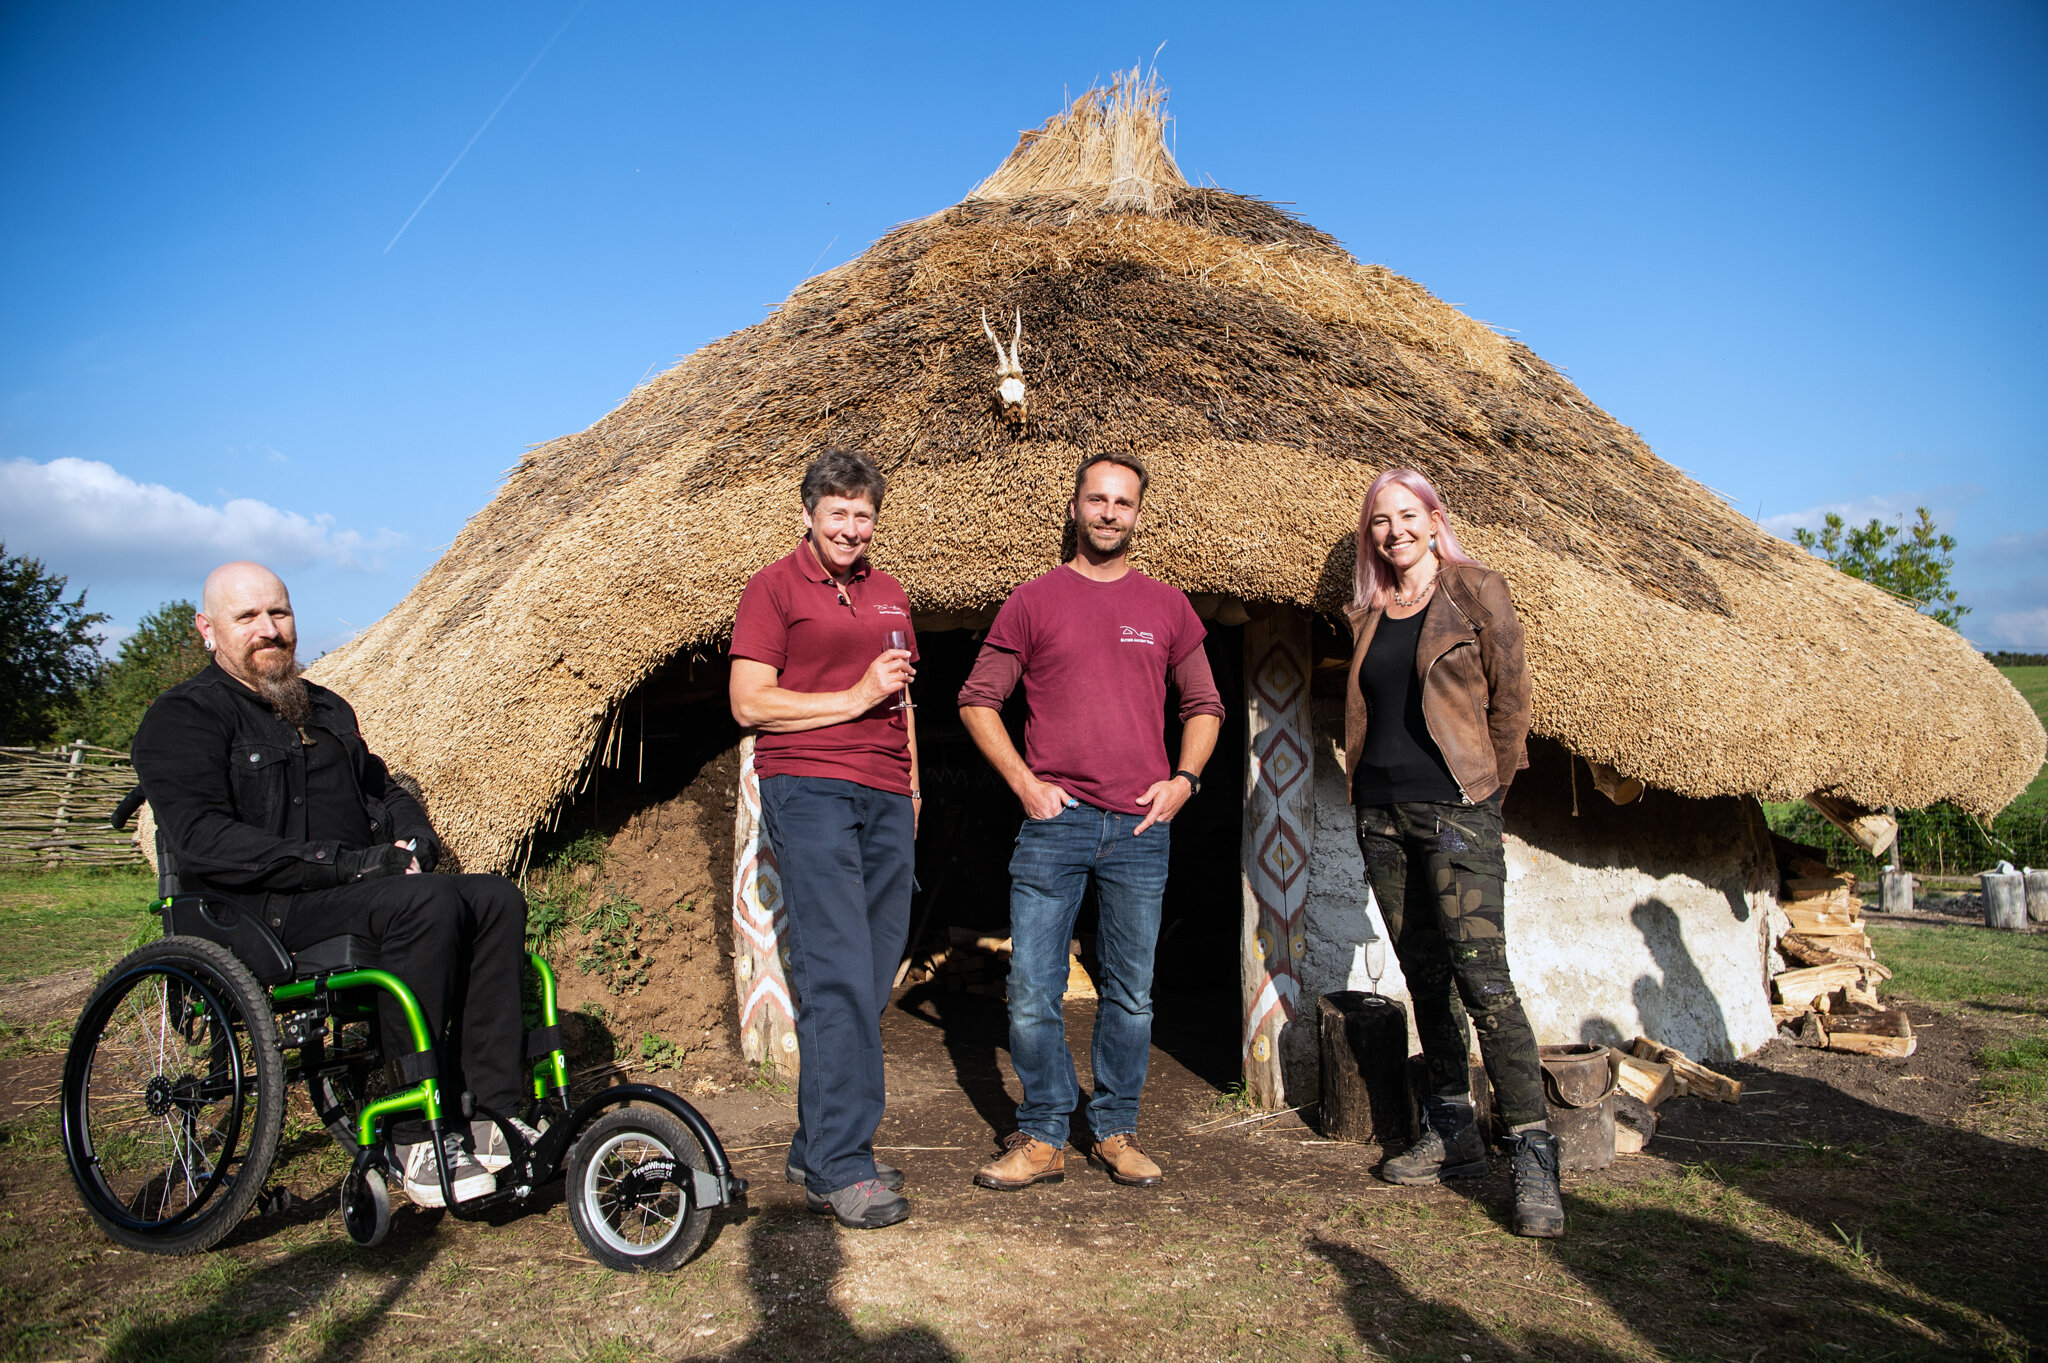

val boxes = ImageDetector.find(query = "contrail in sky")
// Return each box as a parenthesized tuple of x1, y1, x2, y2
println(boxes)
(384, 1, 588, 254)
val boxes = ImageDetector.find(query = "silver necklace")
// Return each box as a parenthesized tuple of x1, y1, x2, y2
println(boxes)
(1393, 572, 1437, 608)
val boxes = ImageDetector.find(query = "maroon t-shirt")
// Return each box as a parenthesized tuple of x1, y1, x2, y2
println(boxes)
(730, 540, 917, 795)
(960, 565, 1223, 816)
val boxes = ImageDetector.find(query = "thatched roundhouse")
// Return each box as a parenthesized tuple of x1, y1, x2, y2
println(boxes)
(315, 76, 2042, 1093)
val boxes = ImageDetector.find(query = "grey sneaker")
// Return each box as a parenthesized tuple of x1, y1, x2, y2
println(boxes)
(398, 1133, 495, 1207)
(1379, 1098, 1489, 1186)
(805, 1177, 910, 1229)
(472, 1117, 547, 1173)
(1509, 1130, 1566, 1238)
(787, 1159, 904, 1192)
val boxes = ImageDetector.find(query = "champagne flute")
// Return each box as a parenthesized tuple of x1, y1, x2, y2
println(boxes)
(885, 629, 912, 711)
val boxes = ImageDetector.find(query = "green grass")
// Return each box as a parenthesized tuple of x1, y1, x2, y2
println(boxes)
(0, 866, 157, 985)
(1867, 921, 2048, 1013)
(1980, 1035, 2048, 1104)
(1999, 665, 2048, 808)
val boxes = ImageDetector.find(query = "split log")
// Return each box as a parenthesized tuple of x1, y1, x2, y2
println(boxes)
(1777, 933, 1888, 976)
(1773, 963, 1878, 1011)
(1826, 1031, 1916, 1058)
(1630, 1037, 1742, 1103)
(1613, 1093, 1657, 1154)
(1794, 1013, 1830, 1048)
(1784, 905, 1860, 933)
(1771, 1002, 1811, 1026)
(1612, 1051, 1677, 1108)
(1820, 983, 1883, 1014)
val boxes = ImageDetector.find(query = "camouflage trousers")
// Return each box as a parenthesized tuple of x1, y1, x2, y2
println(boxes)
(1354, 796, 1546, 1129)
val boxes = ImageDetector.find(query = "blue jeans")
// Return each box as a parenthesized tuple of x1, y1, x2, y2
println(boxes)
(758, 774, 914, 1195)
(1005, 802, 1171, 1147)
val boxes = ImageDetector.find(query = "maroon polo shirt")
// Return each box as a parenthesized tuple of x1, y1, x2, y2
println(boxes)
(730, 538, 917, 795)
(958, 564, 1224, 816)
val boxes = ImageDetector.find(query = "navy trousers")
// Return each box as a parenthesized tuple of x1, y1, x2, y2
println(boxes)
(758, 774, 914, 1195)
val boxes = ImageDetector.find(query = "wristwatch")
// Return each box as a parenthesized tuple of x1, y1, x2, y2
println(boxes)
(1174, 769, 1201, 794)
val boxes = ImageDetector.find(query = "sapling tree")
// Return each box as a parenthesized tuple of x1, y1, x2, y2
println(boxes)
(1794, 507, 1969, 629)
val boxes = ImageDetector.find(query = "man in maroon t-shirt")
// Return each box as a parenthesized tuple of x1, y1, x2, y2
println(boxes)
(730, 449, 919, 1230)
(959, 453, 1224, 1192)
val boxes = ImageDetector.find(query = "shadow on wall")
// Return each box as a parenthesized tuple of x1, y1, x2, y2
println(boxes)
(1578, 898, 1736, 1061)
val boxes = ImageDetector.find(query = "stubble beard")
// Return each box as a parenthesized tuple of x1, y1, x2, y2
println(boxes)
(1084, 522, 1133, 559)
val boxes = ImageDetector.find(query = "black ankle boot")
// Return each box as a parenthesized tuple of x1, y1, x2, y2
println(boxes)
(1509, 1130, 1565, 1238)
(1379, 1098, 1489, 1186)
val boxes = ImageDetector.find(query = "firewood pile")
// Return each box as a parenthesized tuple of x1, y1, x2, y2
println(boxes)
(1770, 848, 1916, 1058)
(1609, 1035, 1743, 1155)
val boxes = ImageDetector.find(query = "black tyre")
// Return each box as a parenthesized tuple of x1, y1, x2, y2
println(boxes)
(60, 937, 286, 1255)
(340, 1165, 391, 1247)
(565, 1106, 712, 1272)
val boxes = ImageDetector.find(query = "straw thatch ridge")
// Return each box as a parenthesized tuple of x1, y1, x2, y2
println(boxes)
(313, 74, 2044, 874)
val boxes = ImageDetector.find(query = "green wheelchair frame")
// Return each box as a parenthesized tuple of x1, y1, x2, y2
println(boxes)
(60, 893, 746, 1271)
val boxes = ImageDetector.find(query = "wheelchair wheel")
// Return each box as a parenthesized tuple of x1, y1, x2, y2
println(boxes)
(340, 1164, 391, 1247)
(565, 1106, 712, 1273)
(61, 937, 286, 1255)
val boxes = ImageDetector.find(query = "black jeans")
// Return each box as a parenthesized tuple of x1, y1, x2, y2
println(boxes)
(758, 775, 914, 1196)
(1353, 797, 1546, 1130)
(281, 873, 528, 1142)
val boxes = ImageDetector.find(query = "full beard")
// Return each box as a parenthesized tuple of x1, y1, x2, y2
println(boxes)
(253, 656, 311, 726)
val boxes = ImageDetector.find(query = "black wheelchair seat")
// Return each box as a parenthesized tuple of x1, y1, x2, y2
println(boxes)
(161, 896, 380, 985)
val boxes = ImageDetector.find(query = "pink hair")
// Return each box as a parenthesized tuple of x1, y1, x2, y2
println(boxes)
(1353, 468, 1480, 610)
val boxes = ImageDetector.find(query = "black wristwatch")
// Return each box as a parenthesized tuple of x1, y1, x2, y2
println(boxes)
(1174, 769, 1201, 794)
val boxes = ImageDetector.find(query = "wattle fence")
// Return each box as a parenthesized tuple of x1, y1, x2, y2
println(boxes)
(0, 741, 148, 868)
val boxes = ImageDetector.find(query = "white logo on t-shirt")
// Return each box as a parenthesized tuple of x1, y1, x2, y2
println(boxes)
(1119, 626, 1156, 645)
(876, 604, 909, 618)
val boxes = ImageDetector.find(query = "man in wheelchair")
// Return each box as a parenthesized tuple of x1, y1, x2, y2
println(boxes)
(131, 561, 537, 1208)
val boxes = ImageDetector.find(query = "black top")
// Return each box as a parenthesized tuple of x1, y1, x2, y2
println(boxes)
(131, 662, 439, 908)
(303, 724, 375, 849)
(1352, 610, 1462, 805)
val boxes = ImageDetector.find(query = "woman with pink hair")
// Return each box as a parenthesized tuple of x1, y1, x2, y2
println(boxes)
(1342, 468, 1561, 1239)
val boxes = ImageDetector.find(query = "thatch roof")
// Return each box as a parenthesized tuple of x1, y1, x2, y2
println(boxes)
(314, 73, 2044, 873)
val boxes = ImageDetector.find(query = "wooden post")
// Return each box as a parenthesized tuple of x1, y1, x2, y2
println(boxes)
(1880, 869, 1913, 916)
(47, 739, 85, 868)
(1240, 609, 1313, 1108)
(1316, 992, 1410, 1144)
(731, 736, 800, 1073)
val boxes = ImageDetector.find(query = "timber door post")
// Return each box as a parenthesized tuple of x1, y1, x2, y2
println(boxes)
(1240, 608, 1314, 1107)
(732, 736, 801, 1073)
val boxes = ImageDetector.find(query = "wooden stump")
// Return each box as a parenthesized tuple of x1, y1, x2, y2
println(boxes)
(1983, 870, 2027, 931)
(1881, 870, 1913, 916)
(1316, 992, 1410, 1144)
(2025, 869, 2048, 925)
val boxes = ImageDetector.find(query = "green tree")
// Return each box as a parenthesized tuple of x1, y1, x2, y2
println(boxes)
(1794, 507, 1969, 629)
(74, 599, 210, 750)
(0, 543, 108, 745)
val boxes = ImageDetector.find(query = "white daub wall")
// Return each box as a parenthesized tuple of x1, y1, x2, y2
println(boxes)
(1297, 706, 1779, 1069)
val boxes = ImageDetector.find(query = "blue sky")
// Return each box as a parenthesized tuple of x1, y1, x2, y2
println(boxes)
(3, 2, 2043, 654)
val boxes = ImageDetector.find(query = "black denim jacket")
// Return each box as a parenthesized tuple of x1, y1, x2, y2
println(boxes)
(131, 662, 439, 910)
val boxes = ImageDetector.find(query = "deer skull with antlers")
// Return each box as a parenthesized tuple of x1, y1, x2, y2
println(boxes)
(980, 308, 1027, 431)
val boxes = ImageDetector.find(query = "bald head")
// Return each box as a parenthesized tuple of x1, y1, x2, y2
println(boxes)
(195, 562, 299, 693)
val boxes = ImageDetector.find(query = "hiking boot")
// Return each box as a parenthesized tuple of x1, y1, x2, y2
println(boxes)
(1379, 1098, 1489, 1186)
(805, 1178, 910, 1229)
(787, 1159, 904, 1193)
(472, 1117, 547, 1174)
(1088, 1132, 1164, 1187)
(1509, 1130, 1566, 1238)
(397, 1133, 495, 1207)
(973, 1131, 1065, 1190)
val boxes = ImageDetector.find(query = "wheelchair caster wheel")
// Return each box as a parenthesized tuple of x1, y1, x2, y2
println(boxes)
(341, 1167, 391, 1247)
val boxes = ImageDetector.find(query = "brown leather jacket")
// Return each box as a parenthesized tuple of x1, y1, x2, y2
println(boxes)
(1343, 561, 1531, 805)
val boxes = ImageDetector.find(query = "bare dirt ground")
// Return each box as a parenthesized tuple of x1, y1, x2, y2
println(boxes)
(4, 953, 2045, 1363)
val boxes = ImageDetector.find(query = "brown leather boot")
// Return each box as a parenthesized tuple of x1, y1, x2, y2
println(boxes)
(973, 1132, 1065, 1190)
(1088, 1133, 1164, 1187)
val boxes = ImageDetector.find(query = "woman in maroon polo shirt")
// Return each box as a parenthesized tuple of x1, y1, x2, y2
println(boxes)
(728, 448, 919, 1230)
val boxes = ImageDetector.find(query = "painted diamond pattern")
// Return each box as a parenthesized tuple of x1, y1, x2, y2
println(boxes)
(1252, 642, 1305, 712)
(1257, 727, 1308, 799)
(1255, 819, 1308, 896)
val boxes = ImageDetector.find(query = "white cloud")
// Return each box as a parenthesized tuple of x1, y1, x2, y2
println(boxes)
(1760, 487, 1978, 541)
(1986, 609, 2048, 650)
(0, 457, 402, 581)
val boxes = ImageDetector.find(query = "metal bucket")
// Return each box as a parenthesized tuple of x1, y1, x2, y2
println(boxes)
(1538, 1043, 1617, 1172)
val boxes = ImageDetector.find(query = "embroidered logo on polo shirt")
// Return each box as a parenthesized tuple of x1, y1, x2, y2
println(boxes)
(875, 604, 909, 618)
(1119, 626, 1157, 645)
